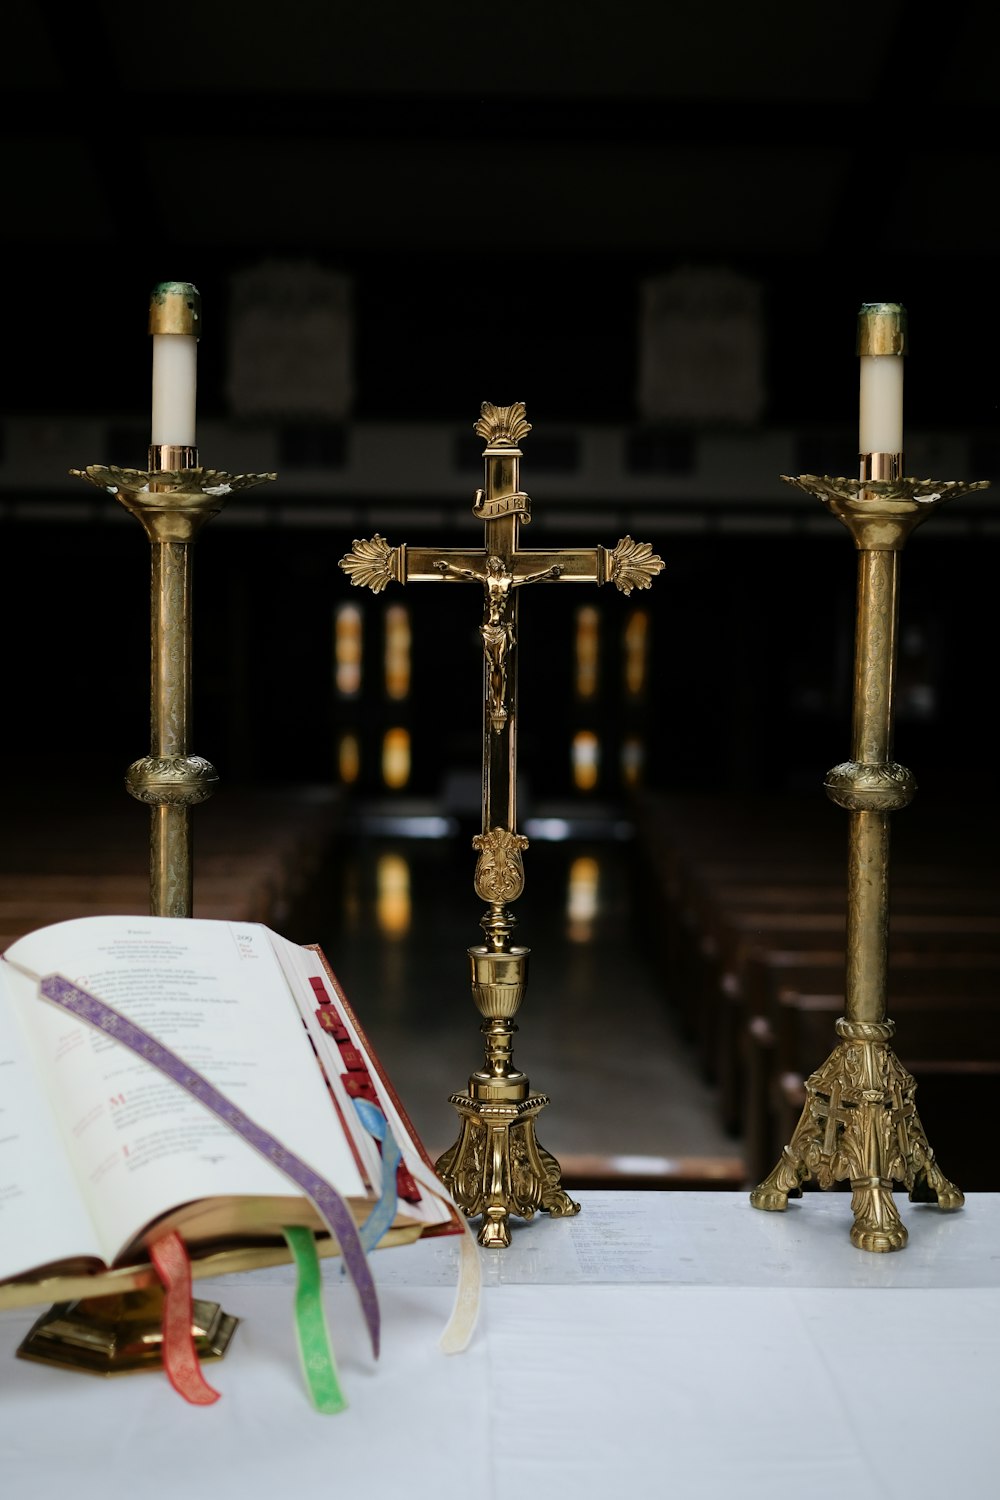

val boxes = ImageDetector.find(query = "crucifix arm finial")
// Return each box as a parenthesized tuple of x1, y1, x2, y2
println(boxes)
(474, 402, 531, 448)
(340, 534, 400, 593)
(606, 536, 665, 595)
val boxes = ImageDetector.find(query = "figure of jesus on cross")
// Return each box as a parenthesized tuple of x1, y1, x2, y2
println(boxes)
(340, 401, 664, 1246)
(435, 553, 563, 731)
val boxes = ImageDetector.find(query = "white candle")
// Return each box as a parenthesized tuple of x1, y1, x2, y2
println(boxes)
(859, 354, 903, 454)
(149, 282, 201, 448)
(151, 333, 198, 446)
(857, 302, 906, 456)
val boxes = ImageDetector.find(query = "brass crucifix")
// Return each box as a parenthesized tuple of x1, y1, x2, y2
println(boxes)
(340, 401, 664, 1247)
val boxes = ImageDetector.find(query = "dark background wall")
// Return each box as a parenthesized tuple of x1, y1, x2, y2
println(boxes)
(6, 3, 1000, 428)
(3, 2, 999, 815)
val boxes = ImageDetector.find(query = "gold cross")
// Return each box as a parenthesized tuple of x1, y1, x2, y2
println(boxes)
(338, 400, 664, 1245)
(340, 401, 664, 868)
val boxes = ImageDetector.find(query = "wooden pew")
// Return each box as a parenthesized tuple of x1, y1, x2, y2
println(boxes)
(707, 905, 1000, 1132)
(734, 945, 1000, 1134)
(627, 789, 1000, 1169)
(0, 785, 344, 948)
(626, 789, 840, 1013)
(698, 906, 1000, 1099)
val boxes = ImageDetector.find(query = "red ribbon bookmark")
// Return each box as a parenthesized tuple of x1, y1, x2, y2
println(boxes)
(149, 1230, 222, 1406)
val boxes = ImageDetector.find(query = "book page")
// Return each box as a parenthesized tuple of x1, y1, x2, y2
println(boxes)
(270, 933, 455, 1229)
(0, 969, 102, 1281)
(4, 916, 369, 1266)
(266, 936, 382, 1186)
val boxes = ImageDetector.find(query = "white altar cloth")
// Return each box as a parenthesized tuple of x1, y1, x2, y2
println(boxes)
(2, 1192, 998, 1499)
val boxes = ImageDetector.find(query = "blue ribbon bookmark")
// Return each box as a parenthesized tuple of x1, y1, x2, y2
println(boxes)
(352, 1097, 402, 1253)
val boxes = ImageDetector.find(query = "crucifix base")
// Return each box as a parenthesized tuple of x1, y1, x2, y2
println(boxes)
(435, 1088, 581, 1249)
(750, 1018, 964, 1251)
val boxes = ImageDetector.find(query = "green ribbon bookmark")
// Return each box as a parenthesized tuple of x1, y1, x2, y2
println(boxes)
(283, 1224, 348, 1414)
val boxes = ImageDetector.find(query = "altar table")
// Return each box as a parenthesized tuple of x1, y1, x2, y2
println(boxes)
(2, 1192, 998, 1499)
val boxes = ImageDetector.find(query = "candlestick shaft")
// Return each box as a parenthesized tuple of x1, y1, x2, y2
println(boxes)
(840, 547, 900, 1025)
(845, 811, 891, 1024)
(151, 805, 193, 919)
(149, 541, 194, 916)
(151, 542, 192, 757)
(852, 549, 898, 766)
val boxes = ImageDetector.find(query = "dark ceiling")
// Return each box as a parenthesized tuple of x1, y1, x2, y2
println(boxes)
(5, 1, 1000, 430)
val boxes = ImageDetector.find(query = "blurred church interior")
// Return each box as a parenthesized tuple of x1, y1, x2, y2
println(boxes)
(3, 2, 1000, 1190)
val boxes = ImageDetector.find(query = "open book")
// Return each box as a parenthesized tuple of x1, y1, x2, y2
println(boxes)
(0, 914, 462, 1296)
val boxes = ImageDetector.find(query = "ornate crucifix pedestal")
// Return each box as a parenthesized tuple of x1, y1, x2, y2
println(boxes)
(341, 401, 664, 1245)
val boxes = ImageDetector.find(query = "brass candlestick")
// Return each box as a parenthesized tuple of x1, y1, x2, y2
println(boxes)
(341, 401, 664, 1246)
(73, 284, 276, 916)
(750, 304, 989, 1251)
(17, 285, 277, 1376)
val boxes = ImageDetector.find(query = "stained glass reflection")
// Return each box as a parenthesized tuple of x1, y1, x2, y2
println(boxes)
(572, 730, 600, 791)
(338, 731, 361, 785)
(382, 727, 411, 789)
(335, 603, 363, 696)
(624, 609, 649, 698)
(567, 855, 600, 943)
(621, 735, 645, 787)
(376, 852, 411, 938)
(574, 605, 600, 700)
(385, 603, 411, 700)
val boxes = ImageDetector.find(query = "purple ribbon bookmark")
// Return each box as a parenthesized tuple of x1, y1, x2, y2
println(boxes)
(37, 973, 381, 1360)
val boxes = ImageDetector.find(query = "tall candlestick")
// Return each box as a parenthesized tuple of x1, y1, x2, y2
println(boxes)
(858, 301, 906, 481)
(752, 302, 989, 1253)
(149, 281, 201, 459)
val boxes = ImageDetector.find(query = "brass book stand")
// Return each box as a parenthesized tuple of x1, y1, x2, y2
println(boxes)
(341, 401, 664, 1246)
(2, 283, 278, 1373)
(750, 305, 989, 1250)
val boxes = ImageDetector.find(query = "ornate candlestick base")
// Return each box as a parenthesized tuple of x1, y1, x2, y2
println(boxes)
(433, 925, 579, 1248)
(750, 1017, 964, 1252)
(17, 1288, 238, 1376)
